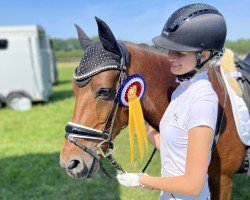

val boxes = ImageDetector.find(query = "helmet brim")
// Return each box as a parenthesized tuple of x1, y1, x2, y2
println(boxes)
(152, 35, 201, 52)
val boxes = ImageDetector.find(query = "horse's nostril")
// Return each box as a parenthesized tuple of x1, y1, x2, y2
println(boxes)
(67, 160, 80, 170)
(66, 159, 90, 178)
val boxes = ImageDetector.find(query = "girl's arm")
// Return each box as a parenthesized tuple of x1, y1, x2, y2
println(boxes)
(140, 125, 214, 196)
(146, 123, 160, 150)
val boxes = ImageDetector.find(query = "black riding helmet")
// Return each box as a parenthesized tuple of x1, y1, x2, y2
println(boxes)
(152, 3, 227, 81)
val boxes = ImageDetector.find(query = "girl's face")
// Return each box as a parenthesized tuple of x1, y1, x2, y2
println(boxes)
(167, 51, 211, 75)
(167, 51, 197, 75)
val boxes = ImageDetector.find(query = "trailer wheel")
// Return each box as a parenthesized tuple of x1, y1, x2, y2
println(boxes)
(6, 92, 32, 111)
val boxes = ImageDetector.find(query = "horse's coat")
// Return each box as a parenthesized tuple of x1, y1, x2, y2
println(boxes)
(60, 18, 246, 200)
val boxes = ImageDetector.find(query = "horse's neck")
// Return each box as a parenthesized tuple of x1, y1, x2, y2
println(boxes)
(126, 43, 177, 130)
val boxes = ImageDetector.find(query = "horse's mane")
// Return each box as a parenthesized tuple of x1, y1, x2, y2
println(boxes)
(124, 41, 168, 55)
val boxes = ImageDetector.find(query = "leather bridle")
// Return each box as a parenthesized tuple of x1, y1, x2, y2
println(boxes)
(64, 42, 130, 174)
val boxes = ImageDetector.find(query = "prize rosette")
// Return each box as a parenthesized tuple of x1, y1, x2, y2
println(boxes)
(117, 74, 146, 107)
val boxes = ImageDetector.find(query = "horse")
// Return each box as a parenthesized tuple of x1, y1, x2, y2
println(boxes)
(60, 17, 246, 200)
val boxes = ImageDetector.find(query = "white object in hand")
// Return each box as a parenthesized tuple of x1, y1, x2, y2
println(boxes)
(117, 173, 140, 187)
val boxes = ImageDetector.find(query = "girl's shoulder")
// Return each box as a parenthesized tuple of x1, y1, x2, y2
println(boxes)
(189, 80, 218, 104)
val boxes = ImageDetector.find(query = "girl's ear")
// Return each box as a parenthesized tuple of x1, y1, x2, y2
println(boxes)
(201, 51, 211, 62)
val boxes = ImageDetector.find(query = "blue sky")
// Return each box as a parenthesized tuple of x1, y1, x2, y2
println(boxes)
(1, 0, 249, 44)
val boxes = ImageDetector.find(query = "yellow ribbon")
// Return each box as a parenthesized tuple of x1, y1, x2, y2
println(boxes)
(127, 85, 148, 164)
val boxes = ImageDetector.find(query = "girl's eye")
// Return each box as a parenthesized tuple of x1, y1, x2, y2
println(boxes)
(168, 51, 187, 57)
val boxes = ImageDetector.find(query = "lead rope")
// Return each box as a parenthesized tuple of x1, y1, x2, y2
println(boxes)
(100, 148, 157, 180)
(141, 148, 157, 173)
(106, 154, 125, 174)
(99, 154, 125, 180)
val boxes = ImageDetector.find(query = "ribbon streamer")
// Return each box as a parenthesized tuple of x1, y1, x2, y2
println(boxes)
(127, 86, 148, 164)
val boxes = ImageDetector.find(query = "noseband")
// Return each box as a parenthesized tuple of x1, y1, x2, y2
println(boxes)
(65, 42, 129, 174)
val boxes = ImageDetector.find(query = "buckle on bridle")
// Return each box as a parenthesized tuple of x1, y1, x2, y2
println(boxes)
(96, 141, 115, 158)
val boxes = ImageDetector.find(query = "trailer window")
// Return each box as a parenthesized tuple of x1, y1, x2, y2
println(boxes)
(0, 40, 8, 49)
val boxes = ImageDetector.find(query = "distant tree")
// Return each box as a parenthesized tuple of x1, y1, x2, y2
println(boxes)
(52, 36, 99, 51)
(53, 39, 65, 51)
(225, 39, 250, 54)
(91, 35, 99, 42)
(52, 37, 250, 56)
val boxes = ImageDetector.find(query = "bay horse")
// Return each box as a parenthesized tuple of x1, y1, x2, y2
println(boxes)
(60, 17, 246, 200)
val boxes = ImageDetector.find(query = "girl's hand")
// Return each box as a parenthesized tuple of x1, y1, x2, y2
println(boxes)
(117, 173, 140, 187)
(117, 172, 149, 187)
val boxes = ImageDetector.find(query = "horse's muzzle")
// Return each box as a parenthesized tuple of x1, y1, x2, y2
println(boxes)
(60, 157, 99, 178)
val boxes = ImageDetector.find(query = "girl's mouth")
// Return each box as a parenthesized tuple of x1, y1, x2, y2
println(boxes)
(171, 64, 181, 68)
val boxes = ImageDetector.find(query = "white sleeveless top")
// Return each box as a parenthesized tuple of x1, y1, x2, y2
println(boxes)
(159, 71, 218, 200)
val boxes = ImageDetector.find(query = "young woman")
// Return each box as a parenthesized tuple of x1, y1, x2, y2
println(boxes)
(117, 3, 227, 200)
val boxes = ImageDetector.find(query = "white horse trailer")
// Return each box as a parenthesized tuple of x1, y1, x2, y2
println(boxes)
(0, 25, 56, 109)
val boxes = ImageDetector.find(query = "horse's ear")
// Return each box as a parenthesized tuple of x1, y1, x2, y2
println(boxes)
(74, 24, 94, 50)
(95, 16, 120, 56)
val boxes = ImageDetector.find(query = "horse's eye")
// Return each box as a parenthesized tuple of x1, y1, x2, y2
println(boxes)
(96, 88, 112, 97)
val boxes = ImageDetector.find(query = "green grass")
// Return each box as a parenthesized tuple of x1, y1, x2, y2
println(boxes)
(0, 68, 249, 200)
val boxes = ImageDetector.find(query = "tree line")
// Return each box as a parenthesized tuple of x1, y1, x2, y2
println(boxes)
(225, 39, 250, 54)
(52, 36, 99, 51)
(52, 37, 250, 60)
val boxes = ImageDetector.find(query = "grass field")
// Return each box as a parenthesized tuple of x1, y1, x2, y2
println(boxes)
(0, 64, 249, 200)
